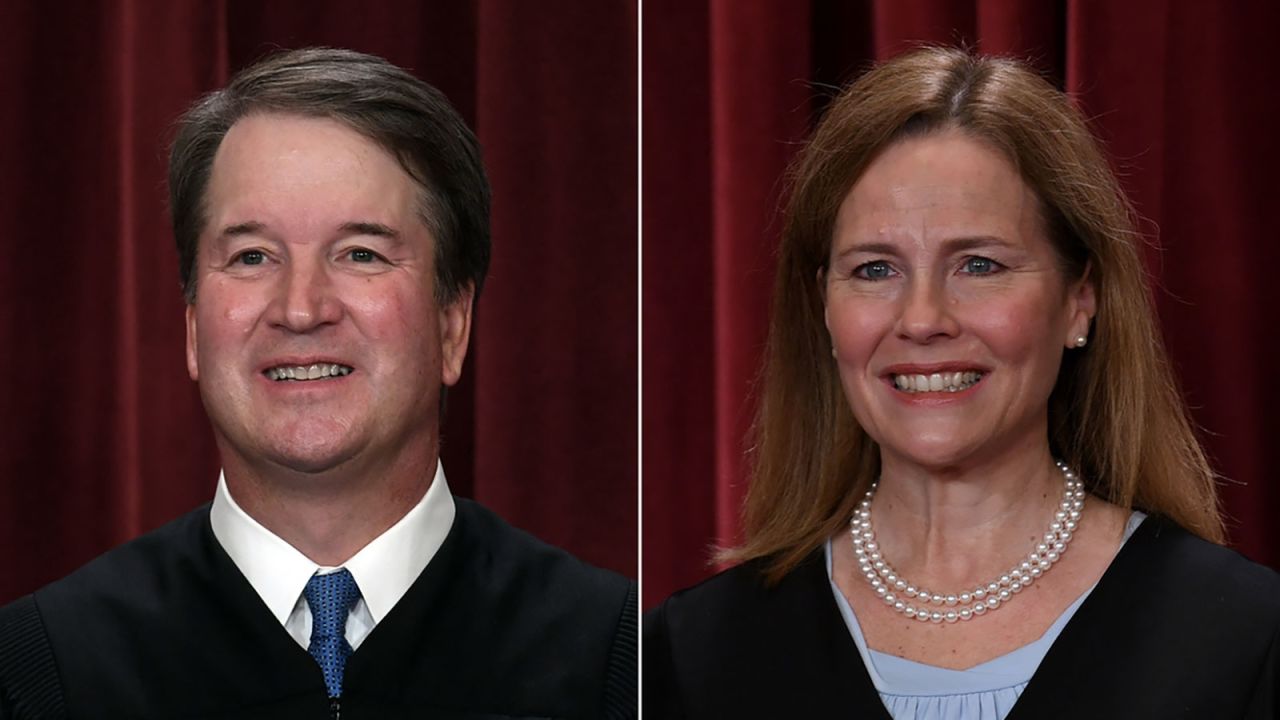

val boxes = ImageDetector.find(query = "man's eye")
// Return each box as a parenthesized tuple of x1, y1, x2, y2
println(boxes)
(853, 261, 895, 280)
(235, 250, 266, 266)
(348, 248, 380, 263)
(961, 256, 1000, 275)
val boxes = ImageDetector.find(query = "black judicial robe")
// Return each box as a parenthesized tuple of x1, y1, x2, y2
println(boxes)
(644, 516, 1280, 719)
(0, 498, 637, 719)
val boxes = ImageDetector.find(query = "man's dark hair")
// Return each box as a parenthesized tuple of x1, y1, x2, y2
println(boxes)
(169, 46, 490, 305)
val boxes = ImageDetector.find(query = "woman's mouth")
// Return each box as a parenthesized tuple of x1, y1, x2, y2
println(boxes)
(890, 371, 983, 394)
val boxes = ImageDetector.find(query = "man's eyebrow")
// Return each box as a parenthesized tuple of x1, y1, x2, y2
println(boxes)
(219, 221, 268, 238)
(215, 220, 401, 244)
(339, 221, 400, 239)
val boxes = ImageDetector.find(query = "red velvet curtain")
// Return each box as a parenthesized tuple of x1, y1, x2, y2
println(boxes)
(643, 0, 1280, 607)
(0, 0, 637, 604)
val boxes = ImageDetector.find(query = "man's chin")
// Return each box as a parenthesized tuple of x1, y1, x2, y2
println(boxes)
(231, 418, 365, 474)
(265, 446, 362, 476)
(245, 434, 365, 478)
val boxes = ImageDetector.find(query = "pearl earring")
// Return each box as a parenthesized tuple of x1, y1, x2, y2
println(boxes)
(831, 346, 838, 358)
(1074, 336, 1088, 348)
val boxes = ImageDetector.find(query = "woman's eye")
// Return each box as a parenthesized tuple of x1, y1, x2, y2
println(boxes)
(348, 248, 380, 263)
(235, 250, 266, 266)
(853, 261, 895, 280)
(961, 256, 1000, 275)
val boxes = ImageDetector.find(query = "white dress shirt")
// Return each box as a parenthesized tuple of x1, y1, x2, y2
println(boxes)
(209, 461, 455, 650)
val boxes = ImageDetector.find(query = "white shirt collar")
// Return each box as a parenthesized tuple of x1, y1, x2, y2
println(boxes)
(210, 461, 455, 628)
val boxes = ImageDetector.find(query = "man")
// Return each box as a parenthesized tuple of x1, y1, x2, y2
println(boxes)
(0, 48, 635, 719)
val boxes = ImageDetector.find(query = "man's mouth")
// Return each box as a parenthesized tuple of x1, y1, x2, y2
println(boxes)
(264, 363, 354, 382)
(891, 371, 983, 394)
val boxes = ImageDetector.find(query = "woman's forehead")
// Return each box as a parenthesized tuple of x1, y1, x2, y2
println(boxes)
(833, 132, 1044, 252)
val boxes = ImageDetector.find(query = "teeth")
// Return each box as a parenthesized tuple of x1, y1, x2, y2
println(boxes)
(891, 371, 982, 394)
(265, 363, 353, 382)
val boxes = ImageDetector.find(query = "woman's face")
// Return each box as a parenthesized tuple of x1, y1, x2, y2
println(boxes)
(824, 130, 1094, 471)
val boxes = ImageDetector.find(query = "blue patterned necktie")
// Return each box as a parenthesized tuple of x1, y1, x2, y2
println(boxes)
(303, 568, 362, 698)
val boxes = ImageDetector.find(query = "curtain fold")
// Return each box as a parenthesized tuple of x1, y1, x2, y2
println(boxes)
(708, 0, 814, 548)
(643, 0, 1280, 607)
(0, 0, 637, 604)
(641, 0, 718, 595)
(473, 0, 638, 575)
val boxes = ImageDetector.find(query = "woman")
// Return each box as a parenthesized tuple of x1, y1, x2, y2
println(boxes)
(644, 47, 1279, 718)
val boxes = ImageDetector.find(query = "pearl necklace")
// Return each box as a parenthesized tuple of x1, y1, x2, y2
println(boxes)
(850, 460, 1085, 624)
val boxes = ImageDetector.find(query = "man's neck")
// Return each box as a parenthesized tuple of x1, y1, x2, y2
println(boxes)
(220, 446, 437, 566)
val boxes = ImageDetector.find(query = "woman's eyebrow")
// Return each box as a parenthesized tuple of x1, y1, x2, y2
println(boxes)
(832, 235, 1017, 262)
(940, 235, 1016, 252)
(833, 241, 902, 260)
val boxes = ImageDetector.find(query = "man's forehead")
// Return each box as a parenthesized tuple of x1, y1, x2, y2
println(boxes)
(202, 113, 424, 239)
(211, 113, 390, 185)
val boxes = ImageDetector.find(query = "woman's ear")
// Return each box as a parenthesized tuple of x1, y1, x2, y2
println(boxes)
(1065, 261, 1097, 348)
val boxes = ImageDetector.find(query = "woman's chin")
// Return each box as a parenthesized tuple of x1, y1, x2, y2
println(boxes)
(876, 436, 989, 473)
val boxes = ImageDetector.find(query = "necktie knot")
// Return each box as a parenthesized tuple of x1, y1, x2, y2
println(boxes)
(303, 568, 362, 697)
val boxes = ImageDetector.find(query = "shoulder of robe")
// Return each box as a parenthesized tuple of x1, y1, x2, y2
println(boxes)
(646, 553, 802, 638)
(0, 594, 66, 720)
(451, 497, 633, 607)
(0, 507, 210, 720)
(445, 499, 637, 717)
(1138, 515, 1280, 622)
(33, 503, 214, 615)
(1004, 515, 1280, 719)
(643, 552, 874, 718)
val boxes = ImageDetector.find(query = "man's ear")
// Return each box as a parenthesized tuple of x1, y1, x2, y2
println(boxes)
(185, 303, 200, 382)
(440, 283, 475, 387)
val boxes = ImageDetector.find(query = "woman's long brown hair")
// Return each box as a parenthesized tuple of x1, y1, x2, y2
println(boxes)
(725, 47, 1223, 583)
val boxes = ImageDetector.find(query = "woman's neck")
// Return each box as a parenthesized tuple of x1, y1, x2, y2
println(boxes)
(869, 444, 1065, 589)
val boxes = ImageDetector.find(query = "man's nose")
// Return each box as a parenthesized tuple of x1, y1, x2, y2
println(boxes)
(895, 276, 960, 343)
(269, 257, 343, 332)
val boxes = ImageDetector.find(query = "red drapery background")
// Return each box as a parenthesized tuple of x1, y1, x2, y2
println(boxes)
(0, 0, 637, 604)
(643, 0, 1280, 608)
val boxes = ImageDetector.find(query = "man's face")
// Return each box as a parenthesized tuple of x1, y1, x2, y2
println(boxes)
(186, 112, 472, 479)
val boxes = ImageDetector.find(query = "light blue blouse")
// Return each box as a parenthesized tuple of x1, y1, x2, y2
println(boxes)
(825, 512, 1146, 720)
